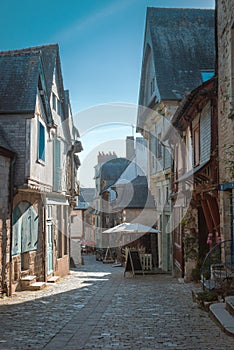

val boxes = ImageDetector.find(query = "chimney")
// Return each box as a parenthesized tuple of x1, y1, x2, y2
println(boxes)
(126, 136, 135, 160)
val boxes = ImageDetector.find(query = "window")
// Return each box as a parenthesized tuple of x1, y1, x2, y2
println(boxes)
(38, 121, 45, 162)
(156, 133, 162, 159)
(57, 100, 62, 116)
(158, 187, 161, 204)
(165, 186, 169, 204)
(201, 70, 214, 82)
(151, 154, 156, 170)
(193, 125, 200, 166)
(53, 139, 62, 191)
(52, 92, 62, 115)
(52, 93, 57, 110)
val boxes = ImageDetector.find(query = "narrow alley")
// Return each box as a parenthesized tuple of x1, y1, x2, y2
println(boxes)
(0, 255, 233, 350)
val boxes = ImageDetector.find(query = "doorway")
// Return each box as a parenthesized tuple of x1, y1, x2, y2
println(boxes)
(46, 205, 54, 275)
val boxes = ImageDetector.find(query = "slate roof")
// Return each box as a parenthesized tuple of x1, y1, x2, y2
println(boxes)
(100, 158, 131, 192)
(76, 188, 96, 210)
(112, 176, 156, 209)
(0, 125, 14, 154)
(139, 7, 215, 104)
(0, 52, 40, 113)
(80, 188, 96, 204)
(0, 44, 62, 114)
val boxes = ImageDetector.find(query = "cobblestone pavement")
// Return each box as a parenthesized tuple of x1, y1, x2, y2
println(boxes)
(0, 255, 233, 350)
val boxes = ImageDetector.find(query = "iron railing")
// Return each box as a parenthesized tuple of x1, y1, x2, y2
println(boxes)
(201, 239, 234, 291)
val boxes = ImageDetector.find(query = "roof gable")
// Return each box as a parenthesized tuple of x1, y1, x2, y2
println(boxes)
(0, 44, 65, 118)
(139, 7, 215, 105)
(0, 52, 40, 113)
(100, 158, 131, 192)
(112, 176, 156, 209)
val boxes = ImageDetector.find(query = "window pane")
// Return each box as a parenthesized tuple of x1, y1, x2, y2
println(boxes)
(38, 121, 45, 161)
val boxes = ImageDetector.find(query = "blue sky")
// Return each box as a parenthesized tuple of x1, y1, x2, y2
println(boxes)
(1, 0, 215, 113)
(1, 0, 215, 186)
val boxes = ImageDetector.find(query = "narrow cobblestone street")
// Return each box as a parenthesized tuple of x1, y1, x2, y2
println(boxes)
(0, 255, 233, 350)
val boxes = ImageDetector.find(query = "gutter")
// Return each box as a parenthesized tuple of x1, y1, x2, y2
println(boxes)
(0, 110, 35, 115)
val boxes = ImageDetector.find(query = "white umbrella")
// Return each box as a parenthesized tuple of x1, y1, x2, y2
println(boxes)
(103, 222, 160, 234)
(102, 222, 159, 248)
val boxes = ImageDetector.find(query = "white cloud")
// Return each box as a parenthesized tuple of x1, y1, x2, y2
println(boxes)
(52, 0, 138, 43)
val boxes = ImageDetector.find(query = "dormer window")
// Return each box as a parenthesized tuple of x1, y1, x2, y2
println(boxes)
(57, 100, 62, 115)
(52, 92, 62, 116)
(52, 93, 57, 110)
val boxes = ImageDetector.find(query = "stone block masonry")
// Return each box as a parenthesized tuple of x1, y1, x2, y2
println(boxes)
(0, 154, 11, 296)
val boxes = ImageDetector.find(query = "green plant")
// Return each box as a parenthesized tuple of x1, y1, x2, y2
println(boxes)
(191, 267, 201, 281)
(196, 290, 219, 302)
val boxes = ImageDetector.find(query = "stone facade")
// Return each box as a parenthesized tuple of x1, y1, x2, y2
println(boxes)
(217, 0, 234, 243)
(0, 45, 82, 294)
(0, 154, 12, 296)
(137, 8, 215, 274)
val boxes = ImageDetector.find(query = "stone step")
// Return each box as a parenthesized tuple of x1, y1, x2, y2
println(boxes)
(20, 269, 30, 277)
(20, 275, 37, 290)
(47, 276, 60, 283)
(209, 302, 234, 337)
(226, 296, 234, 317)
(28, 282, 47, 291)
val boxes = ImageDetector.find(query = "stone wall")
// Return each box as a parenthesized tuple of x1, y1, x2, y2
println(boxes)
(217, 1, 234, 184)
(217, 0, 234, 241)
(0, 154, 11, 296)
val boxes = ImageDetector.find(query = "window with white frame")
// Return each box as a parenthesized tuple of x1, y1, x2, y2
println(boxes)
(52, 92, 62, 116)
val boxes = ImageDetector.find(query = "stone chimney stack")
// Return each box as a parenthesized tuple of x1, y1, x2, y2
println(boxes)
(97, 151, 117, 165)
(126, 136, 135, 160)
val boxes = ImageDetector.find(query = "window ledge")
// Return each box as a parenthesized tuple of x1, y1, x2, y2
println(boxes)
(37, 158, 45, 166)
